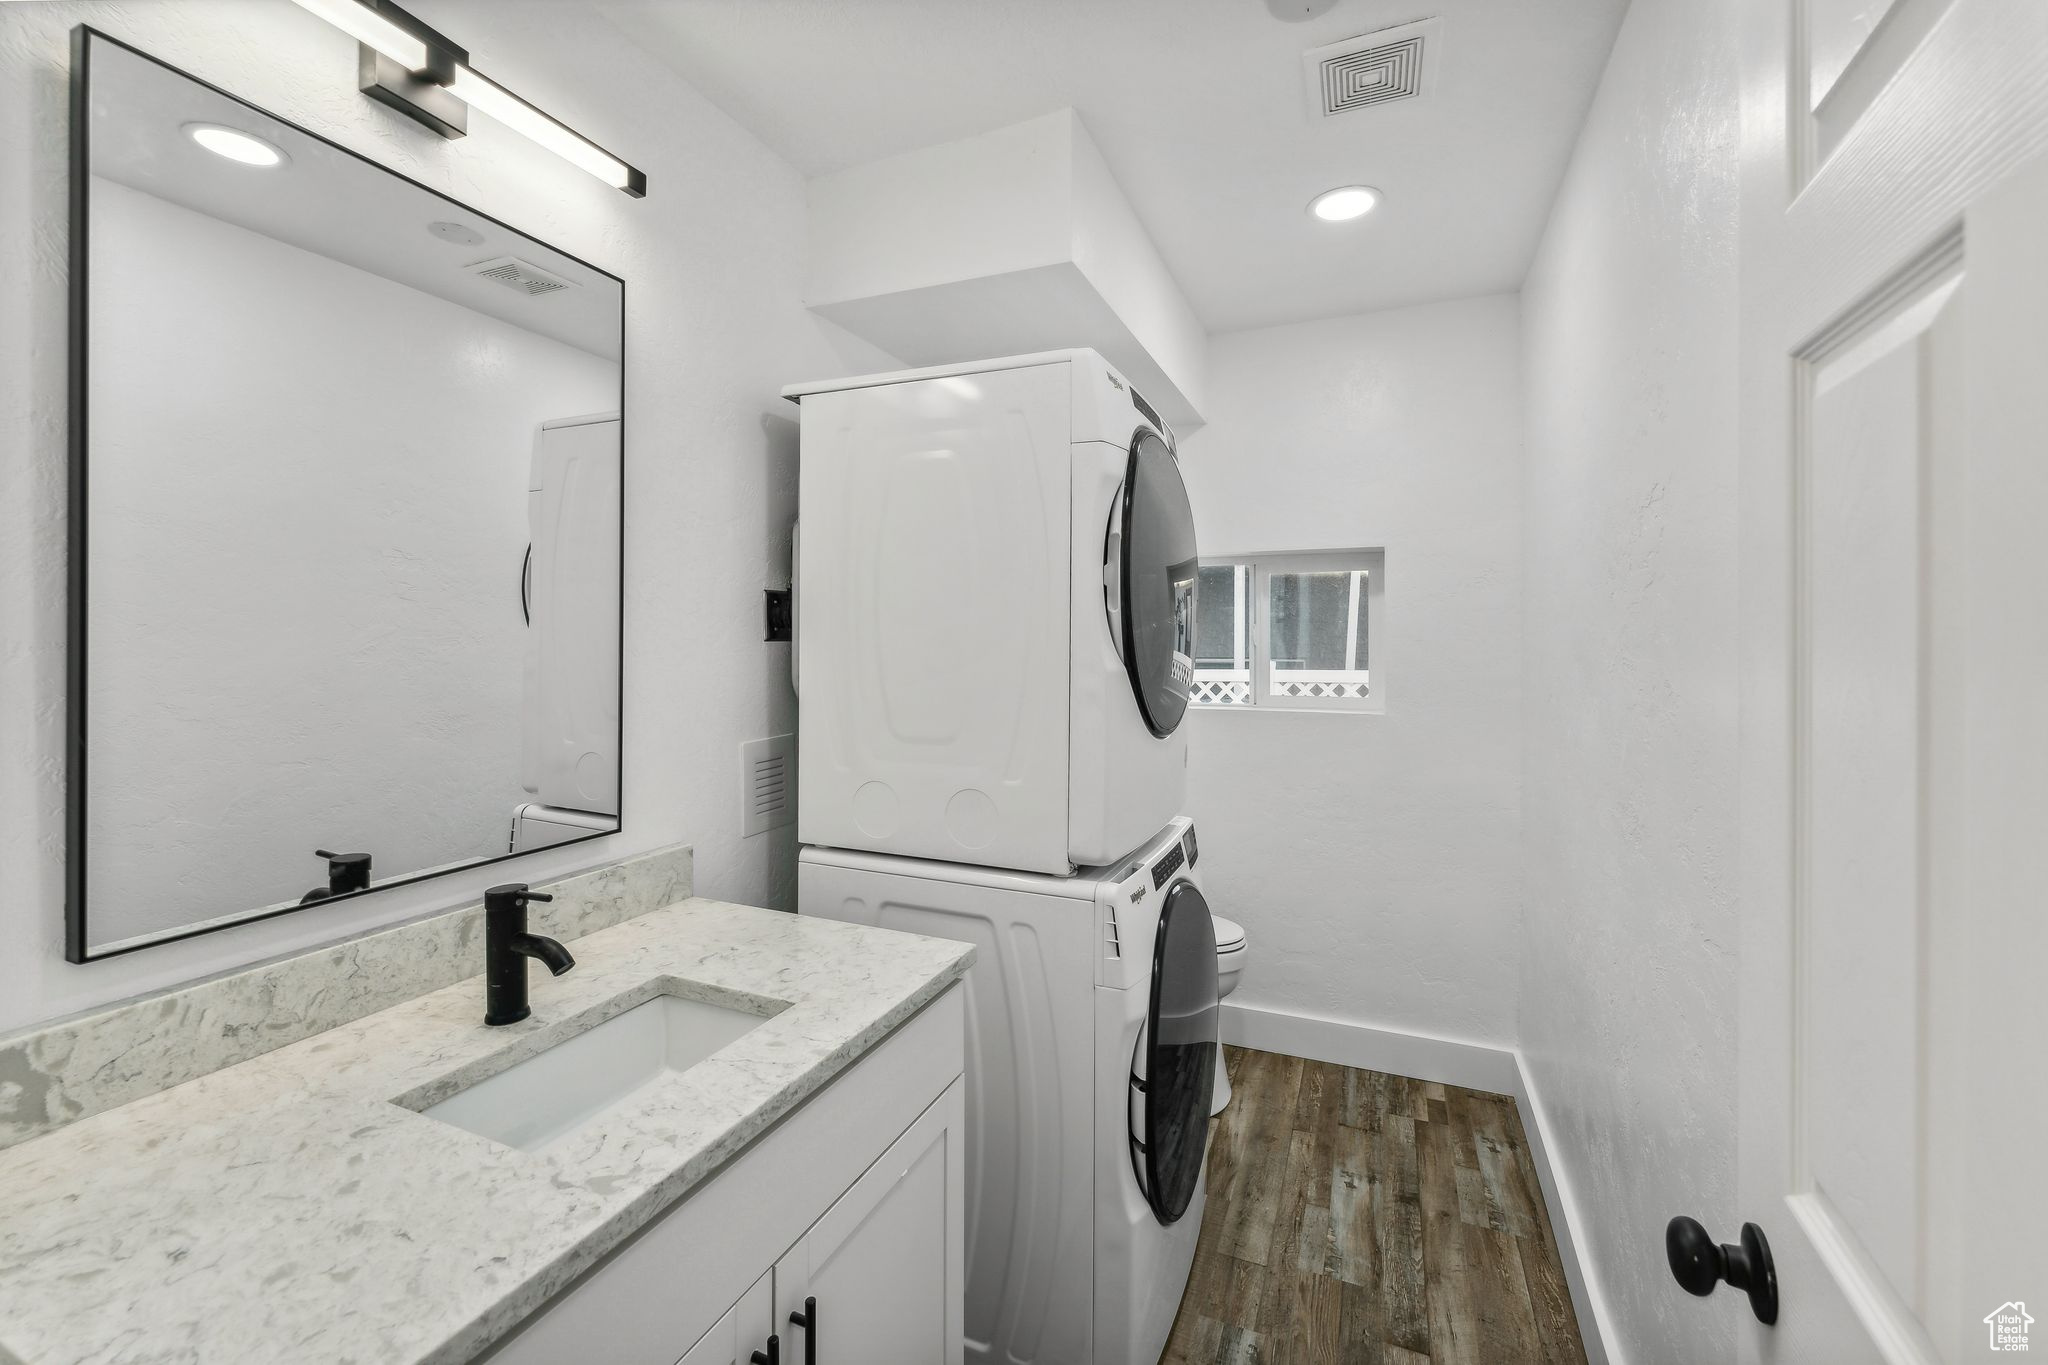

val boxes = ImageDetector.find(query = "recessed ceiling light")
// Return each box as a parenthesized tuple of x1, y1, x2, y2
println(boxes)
(1309, 185, 1380, 222)
(183, 123, 286, 168)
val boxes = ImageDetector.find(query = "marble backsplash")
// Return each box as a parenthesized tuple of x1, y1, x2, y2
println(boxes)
(0, 844, 692, 1152)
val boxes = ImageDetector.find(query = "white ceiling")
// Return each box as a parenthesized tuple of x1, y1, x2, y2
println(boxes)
(601, 0, 1628, 334)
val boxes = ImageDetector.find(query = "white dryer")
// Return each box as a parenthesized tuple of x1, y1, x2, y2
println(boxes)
(785, 350, 1198, 876)
(799, 818, 1218, 1365)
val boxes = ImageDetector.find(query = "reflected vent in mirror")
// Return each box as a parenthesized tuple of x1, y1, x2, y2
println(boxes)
(1304, 17, 1440, 117)
(468, 255, 578, 297)
(740, 734, 795, 837)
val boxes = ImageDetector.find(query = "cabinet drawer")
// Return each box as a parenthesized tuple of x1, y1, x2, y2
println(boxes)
(482, 986, 963, 1365)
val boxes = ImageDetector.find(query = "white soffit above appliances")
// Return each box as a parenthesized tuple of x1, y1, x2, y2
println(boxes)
(803, 110, 1208, 430)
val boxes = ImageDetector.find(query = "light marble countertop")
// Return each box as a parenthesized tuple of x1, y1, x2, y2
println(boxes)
(0, 899, 973, 1365)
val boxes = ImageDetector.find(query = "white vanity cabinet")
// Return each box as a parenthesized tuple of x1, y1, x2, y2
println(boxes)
(771, 1084, 964, 1363)
(483, 988, 964, 1365)
(676, 1274, 772, 1365)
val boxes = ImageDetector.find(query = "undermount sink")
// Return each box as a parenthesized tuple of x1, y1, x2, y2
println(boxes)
(415, 991, 775, 1153)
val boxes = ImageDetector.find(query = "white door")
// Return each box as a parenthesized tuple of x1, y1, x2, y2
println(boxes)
(522, 412, 621, 816)
(1737, 4, 2048, 1361)
(772, 1079, 966, 1365)
(677, 1272, 775, 1365)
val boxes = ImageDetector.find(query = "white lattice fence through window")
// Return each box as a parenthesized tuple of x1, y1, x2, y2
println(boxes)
(1191, 670, 1252, 705)
(1270, 669, 1371, 700)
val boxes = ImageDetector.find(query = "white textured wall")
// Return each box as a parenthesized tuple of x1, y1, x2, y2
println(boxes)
(87, 176, 618, 945)
(0, 0, 897, 1032)
(1179, 294, 1523, 1047)
(1517, 0, 1742, 1358)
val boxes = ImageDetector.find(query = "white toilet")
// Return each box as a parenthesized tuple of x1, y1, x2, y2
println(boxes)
(1211, 915, 1247, 1114)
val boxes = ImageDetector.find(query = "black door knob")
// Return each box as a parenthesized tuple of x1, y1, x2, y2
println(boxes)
(1667, 1216, 1778, 1325)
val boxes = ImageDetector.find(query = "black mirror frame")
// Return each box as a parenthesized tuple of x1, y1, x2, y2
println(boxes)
(65, 27, 627, 962)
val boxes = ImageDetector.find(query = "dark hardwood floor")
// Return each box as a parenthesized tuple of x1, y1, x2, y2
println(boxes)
(1163, 1047, 1589, 1365)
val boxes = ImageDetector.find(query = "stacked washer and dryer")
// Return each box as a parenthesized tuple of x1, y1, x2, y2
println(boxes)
(785, 350, 1230, 1365)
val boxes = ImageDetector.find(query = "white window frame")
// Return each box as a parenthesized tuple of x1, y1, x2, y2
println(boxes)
(1190, 549, 1385, 714)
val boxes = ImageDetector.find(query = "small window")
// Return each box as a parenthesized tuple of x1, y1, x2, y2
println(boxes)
(1190, 550, 1383, 712)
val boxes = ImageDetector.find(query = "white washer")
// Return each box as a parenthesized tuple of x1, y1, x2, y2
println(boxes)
(785, 350, 1197, 876)
(799, 818, 1219, 1365)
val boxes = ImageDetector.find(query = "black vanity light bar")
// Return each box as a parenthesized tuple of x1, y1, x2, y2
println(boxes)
(289, 0, 646, 197)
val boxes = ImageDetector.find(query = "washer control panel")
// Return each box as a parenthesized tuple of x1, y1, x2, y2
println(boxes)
(1151, 842, 1186, 890)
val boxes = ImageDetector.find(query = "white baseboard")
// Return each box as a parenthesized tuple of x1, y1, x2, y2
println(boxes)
(1217, 1002, 1625, 1365)
(1502, 1049, 1628, 1365)
(1221, 1001, 1520, 1093)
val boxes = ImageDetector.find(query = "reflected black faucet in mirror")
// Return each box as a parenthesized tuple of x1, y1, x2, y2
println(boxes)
(483, 884, 575, 1026)
(300, 850, 372, 904)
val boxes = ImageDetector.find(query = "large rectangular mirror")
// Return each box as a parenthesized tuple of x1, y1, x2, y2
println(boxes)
(69, 30, 624, 961)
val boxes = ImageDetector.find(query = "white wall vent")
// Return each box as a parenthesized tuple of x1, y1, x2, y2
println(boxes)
(467, 255, 578, 297)
(740, 733, 796, 838)
(1303, 17, 1442, 117)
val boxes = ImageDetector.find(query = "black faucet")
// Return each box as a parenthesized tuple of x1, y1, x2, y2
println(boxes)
(300, 849, 372, 904)
(483, 883, 575, 1026)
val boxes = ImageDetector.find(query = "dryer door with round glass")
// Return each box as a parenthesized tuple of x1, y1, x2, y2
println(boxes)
(1130, 877, 1218, 1224)
(1114, 432, 1199, 738)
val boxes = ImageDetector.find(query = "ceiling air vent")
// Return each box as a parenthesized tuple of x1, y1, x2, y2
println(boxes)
(1304, 17, 1441, 117)
(467, 255, 577, 297)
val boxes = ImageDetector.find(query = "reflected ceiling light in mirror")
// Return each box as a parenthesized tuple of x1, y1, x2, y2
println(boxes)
(428, 220, 485, 246)
(1265, 0, 1341, 18)
(1308, 185, 1381, 221)
(184, 122, 287, 167)
(286, 0, 646, 197)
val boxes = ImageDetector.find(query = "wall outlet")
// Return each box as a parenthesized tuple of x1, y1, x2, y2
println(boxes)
(763, 588, 792, 641)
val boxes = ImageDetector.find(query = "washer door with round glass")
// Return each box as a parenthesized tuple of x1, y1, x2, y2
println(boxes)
(1129, 878, 1218, 1224)
(1112, 431, 1199, 738)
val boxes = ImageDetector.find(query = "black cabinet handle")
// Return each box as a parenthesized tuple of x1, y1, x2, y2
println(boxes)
(788, 1296, 817, 1365)
(749, 1333, 779, 1365)
(1667, 1216, 1778, 1325)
